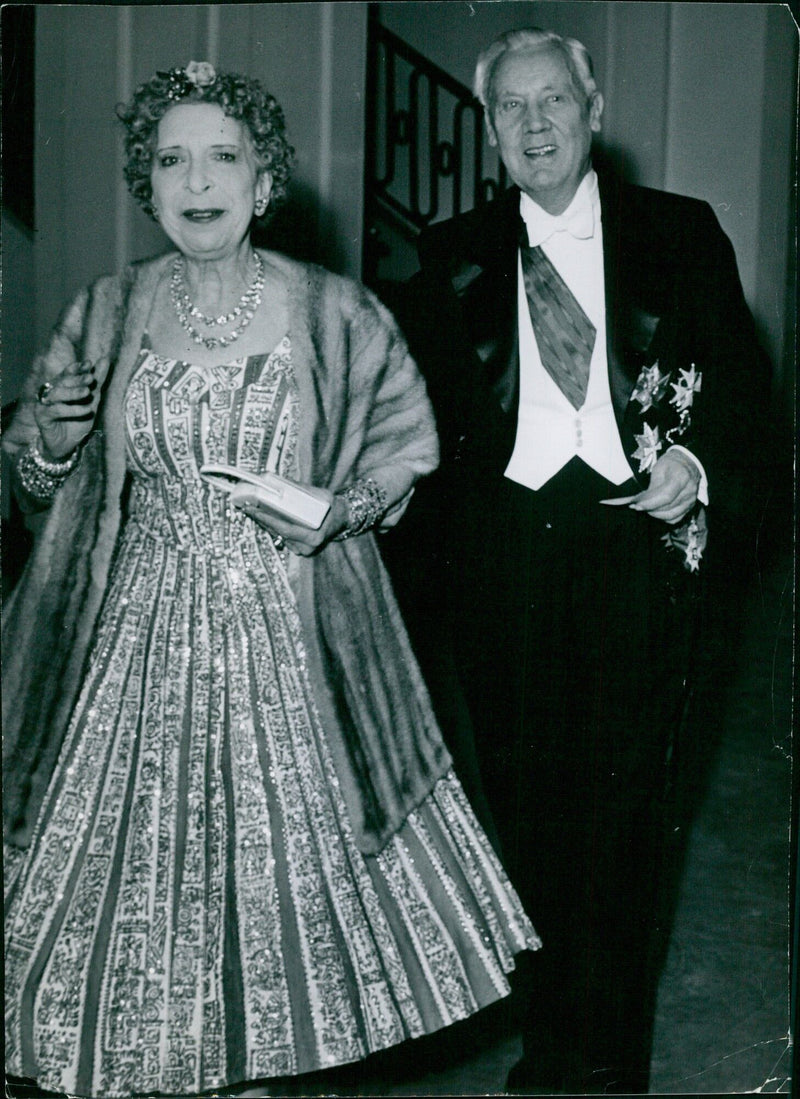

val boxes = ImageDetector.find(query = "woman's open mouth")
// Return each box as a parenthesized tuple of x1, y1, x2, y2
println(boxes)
(182, 208, 225, 222)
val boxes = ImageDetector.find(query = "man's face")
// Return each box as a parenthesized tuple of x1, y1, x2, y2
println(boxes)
(486, 44, 603, 215)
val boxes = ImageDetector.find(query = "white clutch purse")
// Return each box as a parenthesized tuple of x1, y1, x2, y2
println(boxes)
(200, 464, 331, 530)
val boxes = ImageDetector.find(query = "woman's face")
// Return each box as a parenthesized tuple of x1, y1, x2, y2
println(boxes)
(150, 102, 271, 261)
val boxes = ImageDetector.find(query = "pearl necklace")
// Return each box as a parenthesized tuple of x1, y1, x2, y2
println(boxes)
(170, 252, 265, 351)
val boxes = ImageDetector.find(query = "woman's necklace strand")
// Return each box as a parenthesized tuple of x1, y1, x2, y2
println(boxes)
(173, 252, 263, 326)
(170, 252, 265, 350)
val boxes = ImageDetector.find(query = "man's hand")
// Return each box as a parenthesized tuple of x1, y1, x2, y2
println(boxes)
(601, 450, 701, 524)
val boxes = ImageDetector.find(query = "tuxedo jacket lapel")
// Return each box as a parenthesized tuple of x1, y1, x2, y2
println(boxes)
(598, 170, 655, 431)
(444, 187, 521, 413)
(599, 171, 680, 483)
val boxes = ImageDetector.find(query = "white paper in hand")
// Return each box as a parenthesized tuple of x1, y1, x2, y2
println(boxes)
(200, 464, 331, 529)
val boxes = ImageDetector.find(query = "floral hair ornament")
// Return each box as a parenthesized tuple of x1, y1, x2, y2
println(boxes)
(160, 61, 217, 101)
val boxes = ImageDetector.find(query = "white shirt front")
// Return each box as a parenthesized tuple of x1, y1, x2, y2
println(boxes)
(504, 171, 635, 490)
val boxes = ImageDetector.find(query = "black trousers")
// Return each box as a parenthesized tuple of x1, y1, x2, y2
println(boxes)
(439, 457, 699, 1092)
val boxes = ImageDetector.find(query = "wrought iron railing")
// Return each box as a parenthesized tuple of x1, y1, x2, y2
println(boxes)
(362, 10, 507, 285)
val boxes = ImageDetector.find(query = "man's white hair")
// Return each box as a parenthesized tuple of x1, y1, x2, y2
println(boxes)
(473, 27, 598, 110)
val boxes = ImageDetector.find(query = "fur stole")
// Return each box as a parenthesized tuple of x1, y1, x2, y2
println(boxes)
(3, 251, 448, 854)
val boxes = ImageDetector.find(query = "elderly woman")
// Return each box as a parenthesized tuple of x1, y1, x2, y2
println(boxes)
(3, 63, 538, 1099)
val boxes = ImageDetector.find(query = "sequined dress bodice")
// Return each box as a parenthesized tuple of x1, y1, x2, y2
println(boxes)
(124, 336, 297, 553)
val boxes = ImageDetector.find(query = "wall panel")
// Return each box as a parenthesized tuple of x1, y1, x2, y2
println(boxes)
(1, 212, 35, 409)
(602, 3, 670, 187)
(664, 4, 766, 308)
(37, 6, 120, 349)
(757, 6, 797, 399)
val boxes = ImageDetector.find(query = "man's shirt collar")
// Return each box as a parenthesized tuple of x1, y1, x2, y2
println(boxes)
(520, 169, 599, 247)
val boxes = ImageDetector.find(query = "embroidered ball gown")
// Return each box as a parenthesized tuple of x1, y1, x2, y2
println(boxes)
(4, 337, 539, 1098)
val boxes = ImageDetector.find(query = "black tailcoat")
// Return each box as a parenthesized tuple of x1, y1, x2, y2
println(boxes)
(383, 167, 768, 1092)
(406, 170, 764, 506)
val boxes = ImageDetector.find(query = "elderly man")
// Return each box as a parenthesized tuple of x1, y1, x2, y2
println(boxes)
(386, 26, 768, 1094)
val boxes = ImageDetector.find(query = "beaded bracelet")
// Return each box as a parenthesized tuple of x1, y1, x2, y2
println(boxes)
(15, 439, 81, 502)
(333, 478, 388, 540)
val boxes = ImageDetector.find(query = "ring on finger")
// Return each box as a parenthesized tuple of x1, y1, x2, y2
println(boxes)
(37, 382, 53, 404)
(273, 535, 286, 550)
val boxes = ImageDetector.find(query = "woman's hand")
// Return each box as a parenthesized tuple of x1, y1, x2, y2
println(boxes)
(233, 488, 350, 555)
(33, 359, 103, 461)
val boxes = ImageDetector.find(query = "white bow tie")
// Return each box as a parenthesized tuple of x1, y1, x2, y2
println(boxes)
(524, 203, 595, 248)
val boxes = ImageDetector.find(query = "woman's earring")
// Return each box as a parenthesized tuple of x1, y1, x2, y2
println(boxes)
(254, 199, 267, 217)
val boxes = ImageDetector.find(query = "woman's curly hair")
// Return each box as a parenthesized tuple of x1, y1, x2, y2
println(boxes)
(117, 67, 294, 223)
